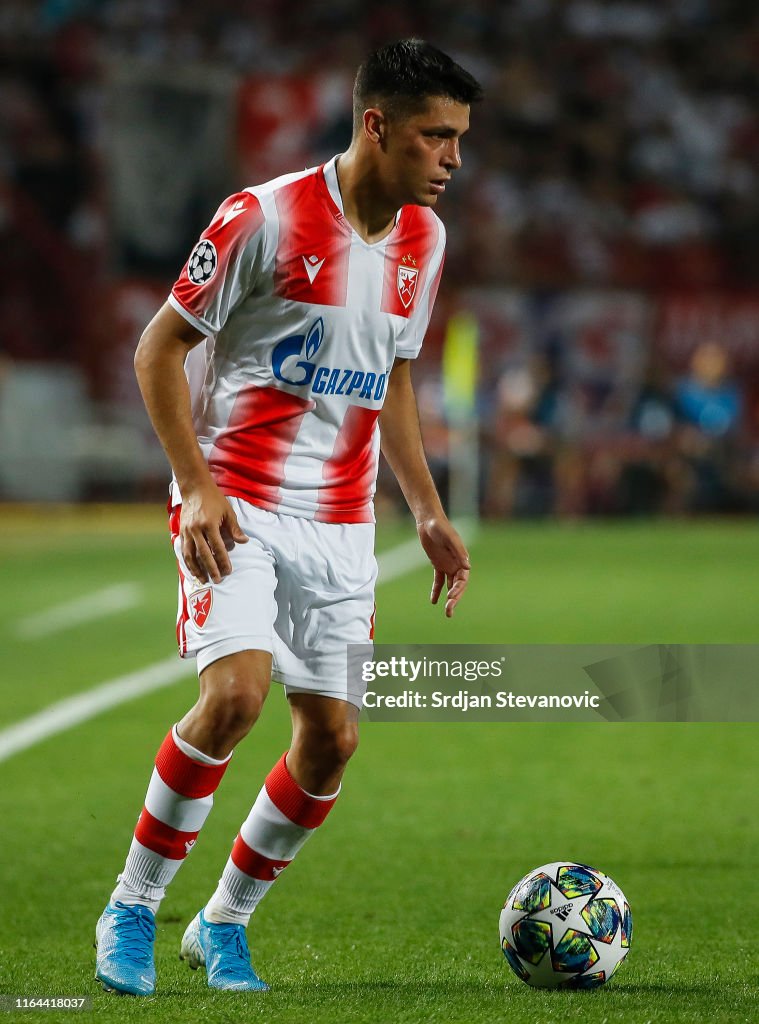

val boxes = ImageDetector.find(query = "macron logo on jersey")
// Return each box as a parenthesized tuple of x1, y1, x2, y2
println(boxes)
(272, 318, 387, 402)
(222, 199, 247, 227)
(302, 254, 325, 283)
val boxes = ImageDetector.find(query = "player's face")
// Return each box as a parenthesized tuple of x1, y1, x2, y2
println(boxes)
(383, 96, 470, 207)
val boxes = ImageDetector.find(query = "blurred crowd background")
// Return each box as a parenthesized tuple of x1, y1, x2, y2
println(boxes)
(3, 0, 759, 515)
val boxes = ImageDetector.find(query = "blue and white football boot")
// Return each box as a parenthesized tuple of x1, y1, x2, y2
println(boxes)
(179, 910, 269, 991)
(94, 901, 156, 996)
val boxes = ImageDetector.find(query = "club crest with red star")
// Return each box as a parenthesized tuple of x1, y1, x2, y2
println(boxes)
(397, 254, 419, 309)
(190, 588, 212, 628)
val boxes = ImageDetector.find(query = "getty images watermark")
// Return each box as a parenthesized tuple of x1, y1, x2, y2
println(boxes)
(361, 654, 601, 713)
(347, 644, 759, 722)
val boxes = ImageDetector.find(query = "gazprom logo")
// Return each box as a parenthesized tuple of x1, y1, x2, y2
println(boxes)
(272, 318, 387, 402)
(272, 318, 324, 386)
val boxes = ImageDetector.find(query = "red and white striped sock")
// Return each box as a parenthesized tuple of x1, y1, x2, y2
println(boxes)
(204, 751, 339, 926)
(111, 725, 231, 914)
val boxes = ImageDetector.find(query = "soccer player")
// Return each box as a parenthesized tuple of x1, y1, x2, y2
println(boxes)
(94, 38, 481, 996)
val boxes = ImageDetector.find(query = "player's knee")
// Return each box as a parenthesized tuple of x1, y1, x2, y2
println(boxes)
(199, 680, 266, 742)
(226, 687, 265, 736)
(310, 720, 359, 770)
(335, 721, 359, 765)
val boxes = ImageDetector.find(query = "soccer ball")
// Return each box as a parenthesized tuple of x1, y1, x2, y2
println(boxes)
(499, 862, 632, 989)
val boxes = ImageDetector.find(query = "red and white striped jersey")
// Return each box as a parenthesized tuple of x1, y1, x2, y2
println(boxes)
(168, 156, 445, 523)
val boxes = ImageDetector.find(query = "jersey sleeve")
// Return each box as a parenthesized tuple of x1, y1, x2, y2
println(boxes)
(394, 218, 446, 360)
(169, 191, 266, 336)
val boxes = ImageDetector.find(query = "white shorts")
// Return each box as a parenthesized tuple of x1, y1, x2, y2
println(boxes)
(170, 497, 376, 706)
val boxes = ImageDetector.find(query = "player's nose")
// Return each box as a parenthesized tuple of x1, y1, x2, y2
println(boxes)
(443, 138, 462, 171)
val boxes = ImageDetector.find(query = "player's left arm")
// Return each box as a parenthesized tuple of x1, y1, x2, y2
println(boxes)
(379, 357, 470, 617)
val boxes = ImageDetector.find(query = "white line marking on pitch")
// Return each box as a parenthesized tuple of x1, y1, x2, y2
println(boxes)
(0, 657, 190, 764)
(0, 524, 479, 763)
(14, 582, 143, 639)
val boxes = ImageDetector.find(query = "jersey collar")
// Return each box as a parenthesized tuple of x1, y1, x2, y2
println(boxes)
(321, 155, 344, 215)
(320, 154, 403, 232)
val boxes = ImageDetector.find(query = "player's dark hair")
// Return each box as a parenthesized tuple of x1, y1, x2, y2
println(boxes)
(353, 38, 483, 131)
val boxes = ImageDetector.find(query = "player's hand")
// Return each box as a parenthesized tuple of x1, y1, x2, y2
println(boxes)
(180, 480, 248, 584)
(416, 516, 470, 618)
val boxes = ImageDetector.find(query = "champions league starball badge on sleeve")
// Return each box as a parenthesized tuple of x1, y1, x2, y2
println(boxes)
(187, 239, 218, 285)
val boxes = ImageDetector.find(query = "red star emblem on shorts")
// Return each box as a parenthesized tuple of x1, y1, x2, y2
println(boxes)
(190, 588, 212, 628)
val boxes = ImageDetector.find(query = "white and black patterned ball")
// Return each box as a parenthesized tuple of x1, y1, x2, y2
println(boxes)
(187, 239, 218, 285)
(500, 862, 632, 988)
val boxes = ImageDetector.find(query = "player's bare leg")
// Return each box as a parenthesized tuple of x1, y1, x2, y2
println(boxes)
(177, 650, 272, 758)
(286, 692, 359, 794)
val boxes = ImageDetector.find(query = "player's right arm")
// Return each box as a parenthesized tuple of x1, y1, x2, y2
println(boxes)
(134, 302, 247, 584)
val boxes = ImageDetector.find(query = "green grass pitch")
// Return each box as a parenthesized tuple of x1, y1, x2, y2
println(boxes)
(0, 507, 756, 1023)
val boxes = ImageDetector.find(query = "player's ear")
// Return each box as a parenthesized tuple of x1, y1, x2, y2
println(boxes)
(363, 108, 385, 144)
